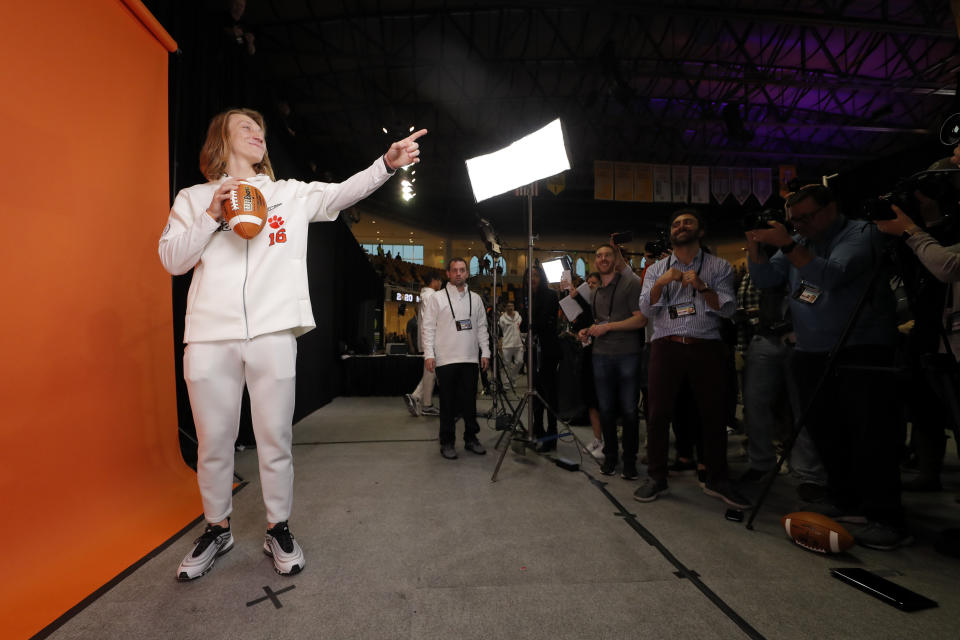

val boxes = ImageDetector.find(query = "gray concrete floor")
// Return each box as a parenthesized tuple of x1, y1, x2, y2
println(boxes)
(43, 381, 960, 640)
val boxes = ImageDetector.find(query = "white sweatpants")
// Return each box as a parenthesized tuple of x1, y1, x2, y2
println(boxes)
(411, 362, 436, 407)
(184, 331, 297, 524)
(502, 347, 523, 375)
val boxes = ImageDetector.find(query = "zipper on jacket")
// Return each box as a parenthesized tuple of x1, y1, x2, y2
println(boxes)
(242, 240, 250, 339)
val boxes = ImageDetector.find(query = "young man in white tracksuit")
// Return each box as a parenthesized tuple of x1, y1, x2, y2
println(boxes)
(421, 258, 491, 459)
(159, 107, 426, 580)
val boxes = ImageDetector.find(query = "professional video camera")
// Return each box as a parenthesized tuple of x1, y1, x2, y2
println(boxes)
(742, 208, 790, 232)
(644, 229, 670, 256)
(862, 167, 960, 223)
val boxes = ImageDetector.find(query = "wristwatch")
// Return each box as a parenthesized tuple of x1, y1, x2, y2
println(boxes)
(901, 225, 921, 240)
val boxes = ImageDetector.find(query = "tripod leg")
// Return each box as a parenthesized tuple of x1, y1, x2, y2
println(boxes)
(492, 394, 530, 482)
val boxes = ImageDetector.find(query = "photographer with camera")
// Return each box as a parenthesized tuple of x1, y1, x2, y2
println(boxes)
(641, 233, 671, 284)
(736, 240, 827, 493)
(874, 197, 960, 492)
(746, 184, 909, 550)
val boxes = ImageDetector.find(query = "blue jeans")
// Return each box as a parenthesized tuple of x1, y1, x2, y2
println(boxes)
(743, 335, 825, 483)
(593, 352, 640, 466)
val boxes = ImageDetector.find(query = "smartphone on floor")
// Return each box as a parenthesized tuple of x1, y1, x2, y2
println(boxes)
(830, 568, 938, 612)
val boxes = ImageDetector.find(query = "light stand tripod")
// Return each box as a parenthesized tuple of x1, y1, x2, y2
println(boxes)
(476, 218, 516, 426)
(490, 191, 590, 481)
(463, 118, 573, 479)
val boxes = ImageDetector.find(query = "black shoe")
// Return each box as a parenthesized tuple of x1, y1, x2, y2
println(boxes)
(668, 458, 697, 475)
(854, 522, 914, 550)
(796, 482, 828, 502)
(697, 468, 707, 488)
(535, 440, 557, 454)
(440, 444, 458, 459)
(600, 461, 617, 476)
(738, 467, 771, 484)
(621, 461, 639, 480)
(703, 480, 752, 509)
(464, 439, 487, 455)
(634, 477, 669, 502)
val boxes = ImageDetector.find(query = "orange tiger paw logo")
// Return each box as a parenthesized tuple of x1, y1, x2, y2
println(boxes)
(268, 215, 285, 229)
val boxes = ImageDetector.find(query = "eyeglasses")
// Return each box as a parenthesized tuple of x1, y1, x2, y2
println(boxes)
(788, 203, 827, 224)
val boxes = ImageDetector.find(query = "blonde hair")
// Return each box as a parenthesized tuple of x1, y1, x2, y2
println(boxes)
(198, 108, 276, 181)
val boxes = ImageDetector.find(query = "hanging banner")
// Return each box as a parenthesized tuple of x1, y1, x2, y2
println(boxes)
(732, 167, 752, 205)
(671, 165, 689, 203)
(711, 167, 731, 203)
(779, 164, 797, 198)
(594, 161, 613, 200)
(513, 181, 539, 196)
(615, 162, 636, 201)
(690, 166, 710, 204)
(636, 163, 653, 202)
(752, 168, 773, 205)
(653, 164, 672, 202)
(546, 173, 566, 196)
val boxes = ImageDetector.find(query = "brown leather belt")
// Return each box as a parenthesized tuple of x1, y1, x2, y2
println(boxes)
(663, 335, 710, 345)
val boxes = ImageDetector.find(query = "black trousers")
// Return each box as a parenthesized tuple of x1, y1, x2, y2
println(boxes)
(672, 378, 702, 462)
(792, 345, 903, 525)
(533, 352, 560, 437)
(646, 339, 729, 483)
(436, 362, 481, 446)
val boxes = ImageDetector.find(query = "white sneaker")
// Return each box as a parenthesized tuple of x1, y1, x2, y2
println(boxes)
(413, 396, 423, 416)
(264, 522, 305, 576)
(177, 521, 233, 581)
(403, 394, 418, 417)
(586, 438, 605, 461)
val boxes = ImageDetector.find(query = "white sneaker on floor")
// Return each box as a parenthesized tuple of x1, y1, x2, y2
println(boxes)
(177, 521, 233, 581)
(421, 404, 439, 416)
(264, 522, 305, 576)
(586, 438, 605, 461)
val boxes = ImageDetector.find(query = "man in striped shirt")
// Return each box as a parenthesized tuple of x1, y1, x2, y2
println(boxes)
(635, 209, 750, 509)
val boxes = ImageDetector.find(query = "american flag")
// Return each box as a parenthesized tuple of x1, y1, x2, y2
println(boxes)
(513, 181, 539, 197)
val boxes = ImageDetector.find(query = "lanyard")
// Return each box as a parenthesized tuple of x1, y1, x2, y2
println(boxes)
(445, 285, 471, 324)
(661, 253, 703, 305)
(592, 272, 620, 322)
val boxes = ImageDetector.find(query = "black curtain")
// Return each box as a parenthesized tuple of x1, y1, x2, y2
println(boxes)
(294, 221, 383, 424)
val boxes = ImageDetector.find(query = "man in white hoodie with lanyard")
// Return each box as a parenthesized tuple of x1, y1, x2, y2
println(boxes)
(422, 257, 491, 459)
(159, 108, 426, 581)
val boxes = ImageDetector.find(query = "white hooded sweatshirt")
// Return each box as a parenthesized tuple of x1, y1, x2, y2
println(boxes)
(159, 158, 393, 343)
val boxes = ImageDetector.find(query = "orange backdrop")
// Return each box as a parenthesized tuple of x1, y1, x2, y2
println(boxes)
(0, 3, 199, 638)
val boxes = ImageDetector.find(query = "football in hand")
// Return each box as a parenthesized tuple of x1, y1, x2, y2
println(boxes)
(221, 182, 267, 239)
